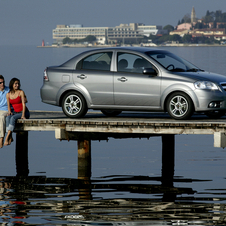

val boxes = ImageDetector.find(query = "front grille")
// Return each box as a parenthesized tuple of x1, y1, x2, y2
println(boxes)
(220, 82, 226, 92)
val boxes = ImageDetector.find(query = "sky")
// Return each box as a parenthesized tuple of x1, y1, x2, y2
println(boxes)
(1, 0, 226, 45)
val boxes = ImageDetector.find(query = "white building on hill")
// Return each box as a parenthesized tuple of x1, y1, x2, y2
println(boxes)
(52, 23, 167, 44)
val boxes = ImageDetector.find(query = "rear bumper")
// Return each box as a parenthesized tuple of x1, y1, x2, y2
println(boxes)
(40, 84, 58, 106)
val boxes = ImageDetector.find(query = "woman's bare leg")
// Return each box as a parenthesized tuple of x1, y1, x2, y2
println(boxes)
(8, 133, 13, 145)
(4, 131, 12, 146)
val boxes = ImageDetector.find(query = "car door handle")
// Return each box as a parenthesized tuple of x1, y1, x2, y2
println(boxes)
(117, 77, 127, 82)
(77, 74, 87, 79)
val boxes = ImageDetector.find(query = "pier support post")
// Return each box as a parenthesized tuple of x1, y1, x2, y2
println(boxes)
(77, 139, 92, 200)
(77, 139, 91, 179)
(161, 134, 175, 187)
(15, 132, 29, 177)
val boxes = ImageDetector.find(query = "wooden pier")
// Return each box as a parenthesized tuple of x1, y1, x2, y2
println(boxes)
(16, 110, 226, 147)
(13, 110, 226, 181)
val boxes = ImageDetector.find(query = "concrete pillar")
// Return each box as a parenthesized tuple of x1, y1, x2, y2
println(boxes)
(214, 132, 226, 148)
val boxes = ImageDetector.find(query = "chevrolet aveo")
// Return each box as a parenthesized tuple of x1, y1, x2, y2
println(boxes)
(40, 47, 226, 120)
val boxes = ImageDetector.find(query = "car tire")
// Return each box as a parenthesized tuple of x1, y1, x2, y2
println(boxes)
(166, 92, 194, 120)
(62, 91, 87, 118)
(101, 110, 122, 117)
(205, 110, 226, 119)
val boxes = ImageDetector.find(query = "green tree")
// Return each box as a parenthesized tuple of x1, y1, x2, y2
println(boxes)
(182, 13, 191, 23)
(83, 35, 96, 42)
(218, 24, 226, 29)
(203, 10, 215, 23)
(194, 22, 208, 29)
(163, 25, 174, 33)
(148, 34, 160, 44)
(182, 34, 192, 43)
(63, 35, 96, 44)
(169, 34, 181, 42)
(63, 37, 73, 44)
(194, 22, 203, 29)
(215, 10, 223, 22)
(158, 35, 171, 43)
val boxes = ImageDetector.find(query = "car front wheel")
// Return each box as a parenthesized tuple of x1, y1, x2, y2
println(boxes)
(166, 92, 194, 120)
(62, 91, 87, 118)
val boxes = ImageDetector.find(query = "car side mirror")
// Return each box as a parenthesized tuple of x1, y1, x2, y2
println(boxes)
(143, 68, 157, 76)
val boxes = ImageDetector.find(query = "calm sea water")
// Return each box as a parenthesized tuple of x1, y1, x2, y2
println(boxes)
(0, 45, 225, 225)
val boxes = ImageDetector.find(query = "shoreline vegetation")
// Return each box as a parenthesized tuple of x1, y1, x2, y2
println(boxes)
(37, 43, 226, 48)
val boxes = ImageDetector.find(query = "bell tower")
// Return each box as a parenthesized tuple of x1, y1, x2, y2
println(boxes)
(191, 6, 196, 24)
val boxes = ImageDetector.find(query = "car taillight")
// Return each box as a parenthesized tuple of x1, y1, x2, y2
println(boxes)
(43, 68, 49, 81)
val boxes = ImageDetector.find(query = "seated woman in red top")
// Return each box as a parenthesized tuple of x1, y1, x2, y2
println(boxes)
(4, 78, 29, 146)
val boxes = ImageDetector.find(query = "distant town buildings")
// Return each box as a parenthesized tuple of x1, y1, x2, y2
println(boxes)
(177, 23, 192, 30)
(170, 7, 226, 41)
(189, 28, 226, 40)
(52, 23, 167, 45)
(52, 7, 226, 46)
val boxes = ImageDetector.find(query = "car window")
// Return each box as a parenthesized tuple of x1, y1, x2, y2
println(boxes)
(117, 52, 153, 73)
(146, 51, 199, 72)
(81, 52, 112, 71)
(150, 53, 187, 71)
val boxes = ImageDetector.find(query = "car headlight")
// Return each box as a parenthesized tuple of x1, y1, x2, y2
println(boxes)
(194, 81, 219, 90)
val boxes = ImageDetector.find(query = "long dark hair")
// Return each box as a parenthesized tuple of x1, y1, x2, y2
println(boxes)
(9, 78, 21, 92)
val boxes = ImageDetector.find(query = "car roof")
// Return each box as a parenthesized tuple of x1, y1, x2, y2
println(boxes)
(60, 47, 168, 68)
(84, 46, 165, 53)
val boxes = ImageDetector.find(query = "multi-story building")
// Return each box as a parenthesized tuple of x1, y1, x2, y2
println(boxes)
(107, 23, 143, 44)
(53, 24, 107, 44)
(189, 28, 226, 40)
(170, 29, 190, 37)
(52, 23, 167, 44)
(137, 24, 167, 36)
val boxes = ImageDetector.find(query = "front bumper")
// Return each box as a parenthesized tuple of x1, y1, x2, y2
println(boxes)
(194, 89, 226, 112)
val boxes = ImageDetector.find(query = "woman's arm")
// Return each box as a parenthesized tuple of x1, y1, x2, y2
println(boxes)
(6, 93, 12, 115)
(20, 90, 26, 119)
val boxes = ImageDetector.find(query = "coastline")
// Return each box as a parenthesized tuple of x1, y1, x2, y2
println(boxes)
(37, 43, 226, 48)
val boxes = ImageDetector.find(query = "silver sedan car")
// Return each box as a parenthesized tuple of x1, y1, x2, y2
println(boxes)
(40, 47, 226, 120)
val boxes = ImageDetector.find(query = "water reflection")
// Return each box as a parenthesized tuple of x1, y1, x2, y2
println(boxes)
(0, 174, 225, 225)
(0, 133, 225, 225)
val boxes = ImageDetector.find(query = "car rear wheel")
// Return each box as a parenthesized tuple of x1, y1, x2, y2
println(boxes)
(101, 110, 122, 117)
(166, 92, 194, 120)
(205, 110, 226, 119)
(62, 91, 87, 118)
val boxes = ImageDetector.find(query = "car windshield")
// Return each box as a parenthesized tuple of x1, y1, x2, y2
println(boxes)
(146, 51, 202, 72)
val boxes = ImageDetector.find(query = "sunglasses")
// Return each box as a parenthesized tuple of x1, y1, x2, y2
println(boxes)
(0, 82, 4, 84)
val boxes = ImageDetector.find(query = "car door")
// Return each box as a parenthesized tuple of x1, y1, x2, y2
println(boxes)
(114, 52, 161, 107)
(73, 51, 114, 105)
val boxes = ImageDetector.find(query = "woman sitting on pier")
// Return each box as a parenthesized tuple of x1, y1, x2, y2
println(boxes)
(4, 78, 29, 146)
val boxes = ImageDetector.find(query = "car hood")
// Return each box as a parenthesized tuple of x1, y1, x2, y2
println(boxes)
(176, 71, 226, 84)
